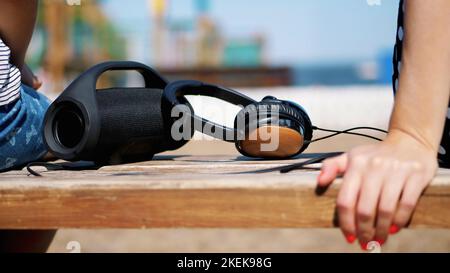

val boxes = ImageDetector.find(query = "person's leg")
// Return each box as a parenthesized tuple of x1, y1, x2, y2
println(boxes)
(0, 85, 55, 252)
(0, 85, 50, 171)
(0, 230, 56, 253)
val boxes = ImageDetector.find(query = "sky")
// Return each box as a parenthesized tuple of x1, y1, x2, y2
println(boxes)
(101, 0, 400, 65)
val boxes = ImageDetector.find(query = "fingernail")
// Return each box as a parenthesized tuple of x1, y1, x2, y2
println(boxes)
(345, 234, 356, 244)
(389, 224, 400, 234)
(374, 238, 385, 246)
(360, 241, 369, 250)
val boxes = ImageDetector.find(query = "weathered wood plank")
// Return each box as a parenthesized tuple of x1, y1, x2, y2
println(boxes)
(0, 155, 449, 229)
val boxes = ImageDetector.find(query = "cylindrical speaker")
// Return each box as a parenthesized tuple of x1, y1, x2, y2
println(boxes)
(43, 61, 192, 164)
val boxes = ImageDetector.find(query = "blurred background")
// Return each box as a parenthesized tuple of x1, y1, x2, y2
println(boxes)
(28, 0, 398, 92)
(27, 0, 449, 252)
(29, 0, 397, 142)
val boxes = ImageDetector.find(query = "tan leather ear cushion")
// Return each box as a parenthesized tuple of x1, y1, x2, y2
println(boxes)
(239, 125, 304, 158)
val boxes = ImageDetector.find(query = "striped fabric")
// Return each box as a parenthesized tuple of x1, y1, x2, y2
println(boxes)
(0, 38, 21, 106)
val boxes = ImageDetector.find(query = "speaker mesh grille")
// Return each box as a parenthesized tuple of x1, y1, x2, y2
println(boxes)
(95, 88, 166, 159)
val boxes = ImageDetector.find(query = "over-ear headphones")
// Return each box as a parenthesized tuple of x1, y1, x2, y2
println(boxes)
(43, 61, 313, 165)
(162, 80, 313, 159)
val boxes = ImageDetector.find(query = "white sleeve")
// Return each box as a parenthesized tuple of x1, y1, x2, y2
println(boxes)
(0, 38, 21, 106)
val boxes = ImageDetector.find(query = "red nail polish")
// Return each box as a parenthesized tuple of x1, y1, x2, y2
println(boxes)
(345, 234, 356, 244)
(389, 224, 400, 234)
(360, 241, 369, 250)
(374, 238, 385, 246)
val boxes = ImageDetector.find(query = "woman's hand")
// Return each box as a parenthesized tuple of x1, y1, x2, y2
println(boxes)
(317, 130, 438, 249)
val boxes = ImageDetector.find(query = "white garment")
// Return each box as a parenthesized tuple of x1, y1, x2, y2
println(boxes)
(0, 38, 21, 106)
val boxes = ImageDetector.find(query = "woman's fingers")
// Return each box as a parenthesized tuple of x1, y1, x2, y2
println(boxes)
(374, 170, 408, 244)
(319, 141, 435, 249)
(317, 152, 357, 244)
(336, 163, 362, 243)
(317, 153, 348, 186)
(393, 174, 426, 228)
(356, 166, 386, 247)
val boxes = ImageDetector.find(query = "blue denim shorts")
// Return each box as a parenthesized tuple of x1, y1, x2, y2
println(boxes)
(0, 85, 50, 172)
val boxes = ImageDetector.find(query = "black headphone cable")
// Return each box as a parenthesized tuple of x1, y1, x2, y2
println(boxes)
(277, 126, 388, 173)
(307, 126, 388, 143)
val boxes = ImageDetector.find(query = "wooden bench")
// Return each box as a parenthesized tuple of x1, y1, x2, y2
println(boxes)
(0, 154, 449, 229)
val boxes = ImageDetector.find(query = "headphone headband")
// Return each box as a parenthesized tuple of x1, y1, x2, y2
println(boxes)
(163, 80, 257, 142)
(163, 80, 256, 105)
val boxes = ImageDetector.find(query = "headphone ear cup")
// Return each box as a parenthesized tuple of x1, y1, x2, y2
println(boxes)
(234, 101, 309, 159)
(279, 101, 313, 153)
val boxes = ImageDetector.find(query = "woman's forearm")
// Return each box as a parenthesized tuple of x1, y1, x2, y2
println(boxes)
(0, 0, 38, 68)
(389, 0, 450, 152)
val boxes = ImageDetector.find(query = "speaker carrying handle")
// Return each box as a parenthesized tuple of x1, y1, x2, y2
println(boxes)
(79, 61, 167, 91)
(163, 80, 257, 142)
(59, 61, 168, 102)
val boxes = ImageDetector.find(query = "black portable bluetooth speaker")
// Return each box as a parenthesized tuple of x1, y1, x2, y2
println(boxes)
(43, 61, 193, 164)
